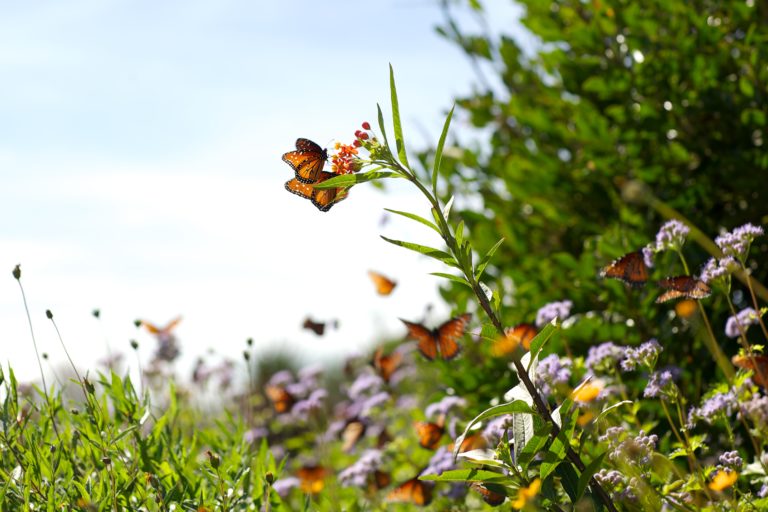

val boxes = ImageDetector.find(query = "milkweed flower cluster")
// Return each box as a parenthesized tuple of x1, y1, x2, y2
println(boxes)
(621, 338, 662, 371)
(331, 142, 362, 174)
(535, 300, 573, 327)
(725, 308, 760, 338)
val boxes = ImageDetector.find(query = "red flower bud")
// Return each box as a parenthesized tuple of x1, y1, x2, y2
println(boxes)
(353, 139, 362, 147)
(359, 132, 369, 140)
(362, 122, 371, 130)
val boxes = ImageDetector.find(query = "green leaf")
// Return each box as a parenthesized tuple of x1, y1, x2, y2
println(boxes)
(376, 103, 390, 149)
(453, 400, 534, 460)
(380, 236, 459, 268)
(433, 105, 455, 194)
(555, 463, 580, 503)
(594, 400, 632, 424)
(389, 64, 410, 168)
(475, 237, 504, 279)
(455, 220, 465, 247)
(528, 321, 558, 369)
(430, 272, 472, 288)
(443, 195, 454, 218)
(384, 208, 440, 234)
(576, 452, 606, 501)
(419, 468, 510, 483)
(312, 170, 398, 189)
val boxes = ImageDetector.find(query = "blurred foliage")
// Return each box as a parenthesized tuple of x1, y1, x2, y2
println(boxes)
(426, 0, 768, 382)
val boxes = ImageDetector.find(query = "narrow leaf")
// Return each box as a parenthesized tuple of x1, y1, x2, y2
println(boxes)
(455, 220, 465, 247)
(576, 452, 606, 501)
(476, 237, 504, 279)
(389, 64, 410, 168)
(376, 103, 390, 149)
(595, 400, 632, 424)
(419, 468, 510, 483)
(380, 236, 459, 268)
(528, 321, 558, 370)
(312, 170, 398, 189)
(384, 208, 440, 234)
(443, 195, 455, 218)
(555, 463, 580, 502)
(433, 105, 455, 194)
(430, 272, 472, 288)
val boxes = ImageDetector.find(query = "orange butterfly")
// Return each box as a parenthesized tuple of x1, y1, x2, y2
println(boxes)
(265, 385, 295, 414)
(282, 138, 328, 184)
(368, 470, 391, 492)
(284, 172, 348, 212)
(469, 482, 506, 507)
(368, 270, 397, 296)
(415, 417, 445, 450)
(600, 250, 649, 287)
(141, 316, 182, 338)
(386, 476, 433, 506)
(655, 276, 711, 303)
(401, 313, 471, 360)
(732, 354, 768, 388)
(372, 348, 403, 383)
(453, 432, 488, 453)
(297, 465, 327, 495)
(492, 323, 538, 355)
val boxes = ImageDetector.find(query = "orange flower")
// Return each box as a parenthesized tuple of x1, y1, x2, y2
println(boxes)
(511, 478, 541, 509)
(330, 142, 361, 174)
(708, 469, 738, 491)
(571, 379, 604, 403)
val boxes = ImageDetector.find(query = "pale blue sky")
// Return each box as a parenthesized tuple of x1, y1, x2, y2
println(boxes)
(1, 0, 526, 380)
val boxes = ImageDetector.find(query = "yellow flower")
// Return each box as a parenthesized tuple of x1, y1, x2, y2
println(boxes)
(512, 478, 541, 509)
(708, 469, 738, 491)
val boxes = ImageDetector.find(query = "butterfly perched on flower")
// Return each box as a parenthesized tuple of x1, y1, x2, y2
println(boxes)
(732, 353, 768, 388)
(386, 476, 433, 506)
(282, 138, 328, 184)
(372, 347, 402, 383)
(414, 416, 445, 450)
(341, 417, 366, 452)
(265, 385, 295, 414)
(655, 276, 711, 303)
(401, 313, 471, 361)
(284, 172, 348, 212)
(600, 250, 649, 287)
(368, 270, 397, 296)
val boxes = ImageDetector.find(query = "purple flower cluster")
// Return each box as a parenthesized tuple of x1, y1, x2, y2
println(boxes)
(535, 354, 572, 397)
(599, 427, 657, 466)
(718, 450, 743, 470)
(292, 389, 328, 420)
(348, 373, 384, 400)
(725, 308, 760, 338)
(338, 449, 383, 487)
(652, 220, 690, 252)
(586, 342, 626, 373)
(715, 223, 764, 261)
(272, 476, 300, 496)
(535, 300, 573, 328)
(643, 369, 675, 398)
(425, 396, 467, 418)
(423, 445, 456, 476)
(642, 246, 655, 268)
(621, 339, 662, 372)
(594, 469, 637, 503)
(738, 393, 768, 425)
(700, 256, 739, 285)
(482, 414, 513, 446)
(688, 391, 737, 426)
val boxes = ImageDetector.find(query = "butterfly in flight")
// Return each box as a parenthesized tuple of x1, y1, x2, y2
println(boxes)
(451, 431, 488, 453)
(265, 385, 295, 414)
(341, 417, 366, 452)
(372, 347, 403, 383)
(284, 172, 348, 212)
(655, 276, 711, 303)
(732, 353, 768, 388)
(414, 416, 445, 450)
(386, 476, 433, 506)
(600, 250, 649, 287)
(141, 316, 182, 340)
(297, 465, 327, 495)
(282, 138, 328, 184)
(401, 313, 471, 361)
(302, 317, 338, 336)
(492, 322, 538, 356)
(368, 270, 397, 296)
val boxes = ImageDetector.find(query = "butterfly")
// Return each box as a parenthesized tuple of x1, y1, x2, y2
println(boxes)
(386, 476, 433, 506)
(282, 138, 328, 184)
(368, 270, 397, 296)
(372, 348, 403, 383)
(284, 172, 348, 212)
(401, 313, 471, 361)
(492, 323, 538, 356)
(600, 250, 649, 287)
(453, 432, 488, 453)
(265, 385, 295, 414)
(469, 482, 507, 507)
(302, 317, 338, 336)
(341, 418, 366, 452)
(414, 418, 445, 450)
(141, 316, 182, 339)
(655, 276, 711, 303)
(297, 465, 327, 494)
(732, 354, 768, 388)
(368, 470, 391, 492)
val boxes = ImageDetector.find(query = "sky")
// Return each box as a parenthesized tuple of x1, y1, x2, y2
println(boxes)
(0, 0, 526, 382)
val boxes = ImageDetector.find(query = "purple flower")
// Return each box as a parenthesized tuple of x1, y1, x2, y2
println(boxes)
(643, 369, 675, 398)
(338, 449, 383, 487)
(688, 391, 736, 426)
(535, 354, 572, 397)
(348, 373, 383, 400)
(244, 427, 268, 444)
(599, 428, 657, 466)
(718, 451, 743, 470)
(725, 308, 760, 338)
(425, 396, 467, 418)
(642, 246, 655, 268)
(291, 389, 327, 420)
(759, 484, 768, 498)
(535, 300, 574, 327)
(715, 223, 764, 261)
(595, 469, 625, 488)
(272, 476, 299, 496)
(586, 342, 626, 373)
(422, 446, 456, 476)
(621, 339, 662, 372)
(483, 415, 513, 445)
(360, 391, 390, 415)
(738, 393, 768, 425)
(268, 370, 294, 387)
(653, 220, 690, 252)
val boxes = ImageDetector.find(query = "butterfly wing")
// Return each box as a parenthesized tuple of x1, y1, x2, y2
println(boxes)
(371, 470, 391, 490)
(401, 319, 439, 360)
(311, 171, 347, 212)
(656, 276, 711, 303)
(457, 432, 488, 453)
(265, 385, 295, 414)
(285, 178, 314, 201)
(297, 465, 327, 495)
(368, 270, 397, 296)
(282, 138, 327, 183)
(415, 421, 444, 449)
(600, 250, 649, 287)
(435, 313, 471, 360)
(492, 322, 538, 355)
(372, 348, 402, 383)
(470, 482, 506, 507)
(386, 477, 433, 506)
(302, 318, 325, 336)
(732, 354, 768, 388)
(341, 419, 366, 452)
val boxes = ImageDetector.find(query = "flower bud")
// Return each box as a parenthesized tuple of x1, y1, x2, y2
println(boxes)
(12, 265, 21, 280)
(362, 121, 371, 130)
(46, 309, 53, 319)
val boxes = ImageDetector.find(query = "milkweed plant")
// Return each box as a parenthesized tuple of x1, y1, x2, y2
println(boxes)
(2, 67, 768, 511)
